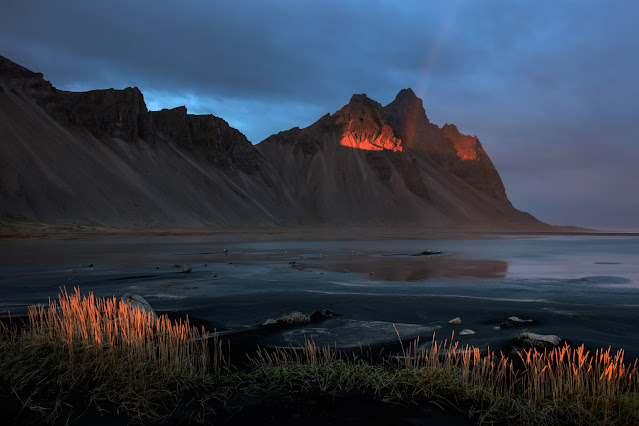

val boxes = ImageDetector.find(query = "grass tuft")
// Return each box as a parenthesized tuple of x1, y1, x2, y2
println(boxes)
(0, 287, 223, 423)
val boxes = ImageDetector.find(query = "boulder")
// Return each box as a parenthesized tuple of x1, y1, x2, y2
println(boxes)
(448, 317, 463, 325)
(120, 294, 157, 319)
(459, 329, 475, 335)
(519, 332, 561, 346)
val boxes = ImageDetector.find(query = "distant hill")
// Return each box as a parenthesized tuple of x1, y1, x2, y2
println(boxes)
(0, 55, 548, 230)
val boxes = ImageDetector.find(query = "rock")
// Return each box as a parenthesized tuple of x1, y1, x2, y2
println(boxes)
(448, 317, 463, 325)
(173, 264, 181, 268)
(459, 329, 475, 335)
(369, 272, 375, 275)
(223, 249, 228, 253)
(210, 272, 216, 278)
(421, 250, 442, 255)
(228, 261, 232, 264)
(88, 263, 94, 267)
(182, 265, 192, 273)
(519, 332, 561, 346)
(310, 309, 334, 322)
(492, 326, 501, 331)
(289, 260, 296, 265)
(155, 266, 159, 270)
(262, 318, 278, 326)
(203, 263, 207, 267)
(120, 294, 158, 319)
(502, 316, 533, 327)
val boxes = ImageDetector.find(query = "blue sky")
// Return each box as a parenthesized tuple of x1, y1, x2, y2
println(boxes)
(2, 0, 638, 230)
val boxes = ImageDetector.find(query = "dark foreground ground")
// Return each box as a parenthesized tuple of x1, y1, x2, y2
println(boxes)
(1, 229, 639, 424)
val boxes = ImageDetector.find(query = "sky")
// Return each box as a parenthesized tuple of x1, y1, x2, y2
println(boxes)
(1, 0, 638, 230)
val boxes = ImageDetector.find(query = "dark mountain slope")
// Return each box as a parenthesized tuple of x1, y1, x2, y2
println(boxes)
(0, 55, 546, 230)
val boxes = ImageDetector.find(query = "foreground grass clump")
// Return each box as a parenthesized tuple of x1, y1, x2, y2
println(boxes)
(2, 291, 639, 425)
(238, 330, 639, 425)
(0, 287, 221, 423)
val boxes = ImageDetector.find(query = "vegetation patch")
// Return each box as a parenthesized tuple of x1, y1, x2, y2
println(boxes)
(1, 290, 638, 425)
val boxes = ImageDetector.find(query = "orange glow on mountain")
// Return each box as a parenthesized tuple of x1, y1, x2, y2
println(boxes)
(339, 132, 403, 152)
(442, 124, 479, 160)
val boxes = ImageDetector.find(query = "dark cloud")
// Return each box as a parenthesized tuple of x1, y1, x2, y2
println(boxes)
(1, 0, 637, 229)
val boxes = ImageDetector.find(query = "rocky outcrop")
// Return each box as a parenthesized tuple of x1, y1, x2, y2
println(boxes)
(43, 87, 152, 144)
(151, 106, 262, 173)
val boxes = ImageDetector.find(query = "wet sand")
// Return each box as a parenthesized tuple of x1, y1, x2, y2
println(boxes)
(1, 230, 638, 361)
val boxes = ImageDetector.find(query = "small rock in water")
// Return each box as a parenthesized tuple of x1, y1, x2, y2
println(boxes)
(492, 326, 501, 331)
(182, 265, 192, 273)
(289, 260, 296, 266)
(502, 316, 534, 327)
(369, 272, 375, 275)
(210, 272, 217, 278)
(262, 318, 278, 326)
(223, 249, 228, 253)
(228, 261, 233, 264)
(155, 266, 159, 270)
(173, 264, 181, 268)
(459, 329, 475, 335)
(88, 263, 94, 267)
(448, 317, 463, 325)
(202, 263, 208, 267)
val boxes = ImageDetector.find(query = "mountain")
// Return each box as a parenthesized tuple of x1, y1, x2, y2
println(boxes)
(0, 55, 546, 230)
(0, 56, 286, 228)
(258, 90, 542, 228)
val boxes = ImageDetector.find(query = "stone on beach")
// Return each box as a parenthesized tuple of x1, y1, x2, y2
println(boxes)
(520, 331, 561, 346)
(502, 316, 533, 327)
(448, 317, 463, 325)
(121, 294, 158, 319)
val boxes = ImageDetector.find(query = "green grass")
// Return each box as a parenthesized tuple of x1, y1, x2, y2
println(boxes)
(1, 289, 638, 424)
(276, 312, 311, 325)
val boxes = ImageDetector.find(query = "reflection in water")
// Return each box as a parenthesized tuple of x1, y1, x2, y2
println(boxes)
(313, 253, 508, 281)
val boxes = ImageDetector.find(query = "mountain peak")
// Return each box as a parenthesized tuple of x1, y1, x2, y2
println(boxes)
(347, 93, 382, 110)
(394, 88, 417, 101)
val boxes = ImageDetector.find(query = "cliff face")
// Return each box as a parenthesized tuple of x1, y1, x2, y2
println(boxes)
(0, 55, 545, 229)
(150, 106, 262, 173)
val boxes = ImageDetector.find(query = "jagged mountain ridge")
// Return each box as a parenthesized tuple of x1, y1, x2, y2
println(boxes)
(0, 55, 545, 229)
(257, 90, 539, 227)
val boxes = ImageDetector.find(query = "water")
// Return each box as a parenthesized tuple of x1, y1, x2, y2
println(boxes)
(1, 233, 638, 357)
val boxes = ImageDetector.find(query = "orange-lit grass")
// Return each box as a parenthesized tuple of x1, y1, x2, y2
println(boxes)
(0, 287, 223, 422)
(27, 287, 212, 377)
(3, 292, 639, 425)
(242, 329, 639, 424)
